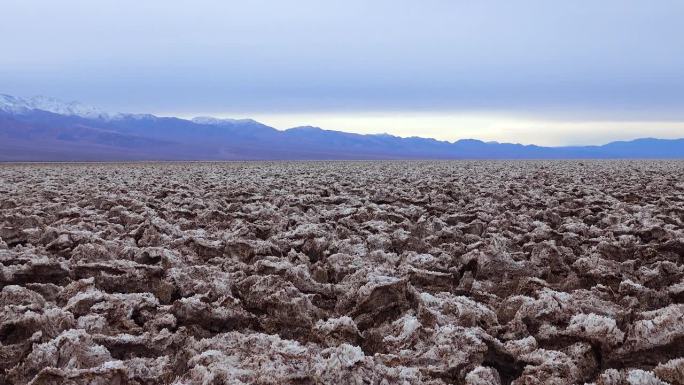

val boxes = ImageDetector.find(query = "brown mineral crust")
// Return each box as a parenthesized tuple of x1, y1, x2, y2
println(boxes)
(1, 160, 683, 384)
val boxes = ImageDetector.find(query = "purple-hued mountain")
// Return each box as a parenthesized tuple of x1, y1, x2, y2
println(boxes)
(1, 94, 682, 161)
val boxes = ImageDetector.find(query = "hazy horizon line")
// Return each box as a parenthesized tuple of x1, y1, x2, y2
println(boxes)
(3, 91, 684, 147)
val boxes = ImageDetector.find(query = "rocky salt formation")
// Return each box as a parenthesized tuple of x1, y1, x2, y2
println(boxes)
(1, 160, 683, 384)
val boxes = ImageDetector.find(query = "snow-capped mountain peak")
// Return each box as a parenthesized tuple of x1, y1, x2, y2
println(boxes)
(0, 93, 109, 119)
(0, 94, 32, 115)
(192, 116, 260, 126)
(0, 93, 259, 125)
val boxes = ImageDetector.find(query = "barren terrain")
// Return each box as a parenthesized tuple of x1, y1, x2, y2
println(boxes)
(1, 161, 683, 385)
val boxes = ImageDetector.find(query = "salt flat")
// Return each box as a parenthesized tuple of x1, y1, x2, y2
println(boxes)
(1, 161, 683, 384)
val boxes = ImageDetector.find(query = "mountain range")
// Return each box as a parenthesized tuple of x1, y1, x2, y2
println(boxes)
(1, 94, 682, 161)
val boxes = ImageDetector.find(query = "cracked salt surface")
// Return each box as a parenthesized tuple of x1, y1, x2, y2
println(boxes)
(0, 160, 683, 384)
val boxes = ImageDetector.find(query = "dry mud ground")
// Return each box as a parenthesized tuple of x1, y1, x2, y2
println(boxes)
(1, 161, 683, 385)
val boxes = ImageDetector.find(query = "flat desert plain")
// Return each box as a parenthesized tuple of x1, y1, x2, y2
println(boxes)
(1, 161, 683, 385)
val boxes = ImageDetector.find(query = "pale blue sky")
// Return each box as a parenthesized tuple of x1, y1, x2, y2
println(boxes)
(1, 0, 683, 144)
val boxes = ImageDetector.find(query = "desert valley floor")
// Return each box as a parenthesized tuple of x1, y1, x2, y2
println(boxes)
(1, 161, 683, 385)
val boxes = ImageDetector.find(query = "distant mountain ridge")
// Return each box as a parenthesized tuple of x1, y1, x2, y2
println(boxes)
(1, 93, 682, 161)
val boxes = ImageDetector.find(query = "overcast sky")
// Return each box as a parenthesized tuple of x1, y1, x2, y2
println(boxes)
(1, 0, 683, 145)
